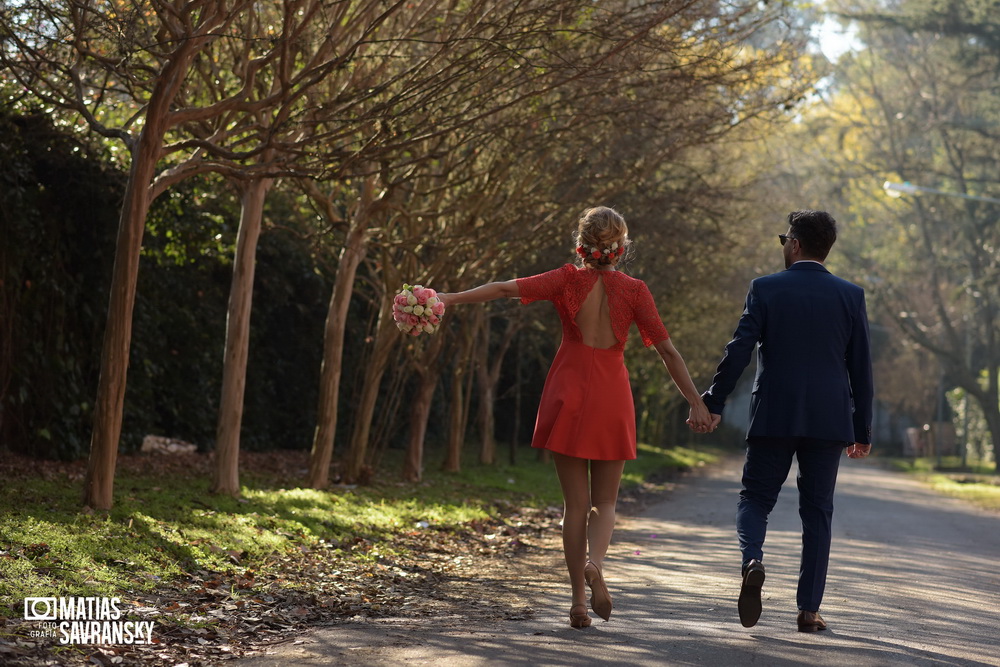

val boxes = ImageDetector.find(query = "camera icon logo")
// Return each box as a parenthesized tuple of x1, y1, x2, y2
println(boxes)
(24, 597, 58, 621)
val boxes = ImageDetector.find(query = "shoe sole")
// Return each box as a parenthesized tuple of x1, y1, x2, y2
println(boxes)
(797, 624, 824, 632)
(738, 568, 765, 628)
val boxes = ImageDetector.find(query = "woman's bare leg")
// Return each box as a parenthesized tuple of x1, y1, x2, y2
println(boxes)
(587, 459, 625, 569)
(553, 452, 591, 607)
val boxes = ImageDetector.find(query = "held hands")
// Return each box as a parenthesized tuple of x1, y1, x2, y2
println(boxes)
(685, 399, 718, 434)
(709, 413, 721, 431)
(847, 443, 872, 458)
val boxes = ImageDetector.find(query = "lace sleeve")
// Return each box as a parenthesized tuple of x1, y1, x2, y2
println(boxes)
(634, 281, 669, 347)
(516, 265, 573, 305)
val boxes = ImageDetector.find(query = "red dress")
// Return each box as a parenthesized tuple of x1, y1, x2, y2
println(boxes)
(516, 264, 669, 460)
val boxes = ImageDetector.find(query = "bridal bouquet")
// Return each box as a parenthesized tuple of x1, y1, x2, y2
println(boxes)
(393, 284, 445, 336)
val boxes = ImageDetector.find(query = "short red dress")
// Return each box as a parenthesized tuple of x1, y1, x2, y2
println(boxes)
(516, 264, 669, 460)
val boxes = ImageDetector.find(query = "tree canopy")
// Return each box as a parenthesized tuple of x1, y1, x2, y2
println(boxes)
(3, 0, 995, 500)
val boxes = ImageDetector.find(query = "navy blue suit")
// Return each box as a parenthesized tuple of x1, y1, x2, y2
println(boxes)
(704, 261, 873, 612)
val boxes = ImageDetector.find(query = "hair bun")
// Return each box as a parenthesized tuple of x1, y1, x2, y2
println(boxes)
(575, 206, 629, 266)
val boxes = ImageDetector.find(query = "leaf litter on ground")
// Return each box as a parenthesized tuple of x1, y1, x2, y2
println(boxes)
(0, 446, 714, 666)
(0, 451, 569, 666)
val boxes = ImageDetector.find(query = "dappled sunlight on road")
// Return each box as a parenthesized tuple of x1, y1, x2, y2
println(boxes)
(238, 460, 1000, 666)
(822, 466, 1000, 666)
(597, 460, 1000, 666)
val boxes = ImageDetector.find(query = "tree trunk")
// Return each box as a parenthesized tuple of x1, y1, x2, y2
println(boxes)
(403, 369, 438, 482)
(986, 410, 1000, 474)
(443, 368, 466, 473)
(509, 335, 521, 465)
(80, 3, 218, 510)
(476, 379, 497, 465)
(344, 300, 397, 483)
(404, 330, 448, 481)
(460, 348, 476, 459)
(443, 317, 475, 472)
(978, 373, 1000, 474)
(475, 310, 496, 465)
(81, 141, 158, 510)
(211, 178, 271, 496)
(307, 202, 372, 488)
(476, 311, 518, 465)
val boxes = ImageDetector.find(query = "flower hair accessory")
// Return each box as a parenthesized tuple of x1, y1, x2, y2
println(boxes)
(393, 284, 445, 336)
(576, 240, 626, 259)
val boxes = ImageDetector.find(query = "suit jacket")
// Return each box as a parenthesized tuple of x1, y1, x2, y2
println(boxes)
(703, 262, 873, 444)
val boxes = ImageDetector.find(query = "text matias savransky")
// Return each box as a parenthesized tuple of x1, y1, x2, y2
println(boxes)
(24, 596, 156, 645)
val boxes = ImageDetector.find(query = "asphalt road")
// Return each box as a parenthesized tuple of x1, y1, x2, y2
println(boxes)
(238, 456, 1000, 666)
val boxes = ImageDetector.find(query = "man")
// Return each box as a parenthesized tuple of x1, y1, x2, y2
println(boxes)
(702, 210, 873, 632)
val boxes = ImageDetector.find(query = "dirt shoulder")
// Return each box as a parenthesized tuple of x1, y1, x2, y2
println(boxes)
(1, 449, 704, 667)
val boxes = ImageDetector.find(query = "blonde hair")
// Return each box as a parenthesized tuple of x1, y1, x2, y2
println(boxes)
(575, 206, 629, 267)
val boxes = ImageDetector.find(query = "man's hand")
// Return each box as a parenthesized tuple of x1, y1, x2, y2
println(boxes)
(846, 443, 871, 458)
(685, 401, 713, 433)
(688, 413, 722, 434)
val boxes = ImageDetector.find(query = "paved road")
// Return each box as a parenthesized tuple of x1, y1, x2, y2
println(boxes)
(239, 457, 1000, 666)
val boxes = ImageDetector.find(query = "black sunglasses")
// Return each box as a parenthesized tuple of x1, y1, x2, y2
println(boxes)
(778, 234, 797, 246)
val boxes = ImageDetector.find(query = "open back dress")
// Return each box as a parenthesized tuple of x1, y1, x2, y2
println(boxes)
(516, 264, 669, 461)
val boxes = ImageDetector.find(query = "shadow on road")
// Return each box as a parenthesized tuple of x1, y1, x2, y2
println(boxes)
(238, 460, 1000, 667)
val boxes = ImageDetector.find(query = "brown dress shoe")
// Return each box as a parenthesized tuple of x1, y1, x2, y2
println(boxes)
(797, 610, 827, 632)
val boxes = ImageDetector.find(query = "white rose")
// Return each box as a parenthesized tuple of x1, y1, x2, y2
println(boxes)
(413, 305, 425, 316)
(407, 293, 418, 306)
(403, 306, 414, 313)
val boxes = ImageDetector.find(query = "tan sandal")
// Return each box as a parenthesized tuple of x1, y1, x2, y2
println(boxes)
(584, 560, 613, 621)
(569, 603, 592, 628)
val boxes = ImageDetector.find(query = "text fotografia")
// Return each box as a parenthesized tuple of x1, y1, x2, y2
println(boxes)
(23, 597, 155, 645)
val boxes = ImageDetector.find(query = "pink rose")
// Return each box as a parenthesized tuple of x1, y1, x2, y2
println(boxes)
(394, 293, 408, 306)
(431, 301, 445, 316)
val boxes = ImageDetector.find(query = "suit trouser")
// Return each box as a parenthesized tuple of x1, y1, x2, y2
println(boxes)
(736, 437, 844, 612)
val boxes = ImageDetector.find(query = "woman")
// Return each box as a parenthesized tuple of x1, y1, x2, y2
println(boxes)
(438, 206, 712, 628)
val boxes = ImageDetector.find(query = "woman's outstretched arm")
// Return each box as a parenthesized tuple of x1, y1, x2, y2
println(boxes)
(653, 337, 714, 432)
(437, 280, 519, 307)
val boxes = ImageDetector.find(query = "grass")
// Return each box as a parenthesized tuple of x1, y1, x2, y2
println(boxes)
(0, 443, 721, 616)
(884, 456, 1000, 511)
(624, 443, 716, 487)
(886, 455, 996, 475)
(922, 474, 1000, 511)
